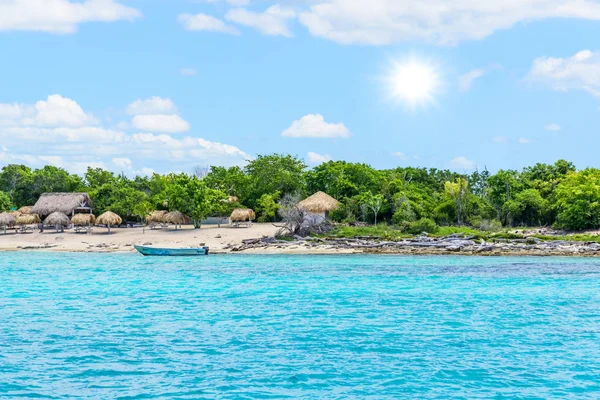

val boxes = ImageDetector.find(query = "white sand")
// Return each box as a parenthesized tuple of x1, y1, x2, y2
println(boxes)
(0, 223, 279, 254)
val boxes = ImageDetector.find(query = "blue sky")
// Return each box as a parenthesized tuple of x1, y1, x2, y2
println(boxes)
(1, 0, 600, 175)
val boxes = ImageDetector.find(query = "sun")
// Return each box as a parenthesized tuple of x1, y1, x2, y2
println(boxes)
(387, 59, 441, 108)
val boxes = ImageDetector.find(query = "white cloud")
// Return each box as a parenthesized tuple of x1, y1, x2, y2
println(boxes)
(132, 114, 190, 134)
(282, 114, 350, 138)
(179, 13, 240, 35)
(0, 95, 98, 128)
(528, 50, 600, 97)
(0, 0, 140, 34)
(393, 152, 408, 160)
(493, 136, 508, 144)
(545, 123, 562, 131)
(112, 157, 133, 170)
(307, 152, 332, 165)
(226, 5, 295, 37)
(180, 68, 198, 76)
(459, 69, 486, 91)
(127, 97, 177, 115)
(450, 156, 475, 171)
(0, 95, 251, 174)
(518, 137, 534, 144)
(298, 0, 600, 45)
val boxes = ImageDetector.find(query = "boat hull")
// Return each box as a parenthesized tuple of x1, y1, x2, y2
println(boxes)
(134, 245, 209, 256)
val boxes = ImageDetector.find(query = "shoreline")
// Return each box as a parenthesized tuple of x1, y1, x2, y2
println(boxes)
(2, 223, 600, 257)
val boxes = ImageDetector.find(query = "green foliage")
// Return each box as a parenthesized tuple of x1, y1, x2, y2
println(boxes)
(0, 156, 599, 233)
(256, 192, 280, 222)
(402, 218, 439, 234)
(0, 190, 12, 211)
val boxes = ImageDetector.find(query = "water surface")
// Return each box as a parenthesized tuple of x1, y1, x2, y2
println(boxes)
(2, 253, 600, 398)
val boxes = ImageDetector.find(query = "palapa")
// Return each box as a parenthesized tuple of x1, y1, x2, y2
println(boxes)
(96, 211, 122, 234)
(165, 211, 190, 230)
(16, 214, 41, 225)
(71, 213, 96, 226)
(32, 193, 93, 217)
(147, 210, 168, 223)
(297, 191, 340, 213)
(0, 212, 16, 234)
(44, 212, 71, 233)
(17, 206, 33, 215)
(230, 208, 256, 222)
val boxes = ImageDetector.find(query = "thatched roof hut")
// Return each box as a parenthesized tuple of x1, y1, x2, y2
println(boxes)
(32, 193, 93, 217)
(71, 213, 96, 226)
(17, 206, 33, 215)
(298, 191, 340, 213)
(96, 211, 122, 234)
(0, 212, 16, 233)
(44, 212, 70, 226)
(165, 211, 190, 225)
(16, 214, 41, 225)
(147, 210, 168, 223)
(230, 208, 256, 222)
(9, 210, 21, 218)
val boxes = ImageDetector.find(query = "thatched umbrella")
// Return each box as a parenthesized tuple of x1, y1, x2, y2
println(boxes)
(298, 191, 340, 214)
(17, 206, 33, 215)
(0, 212, 16, 234)
(71, 213, 96, 226)
(147, 210, 168, 223)
(165, 211, 190, 230)
(230, 208, 256, 222)
(16, 214, 41, 225)
(44, 212, 70, 233)
(10, 210, 22, 218)
(96, 211, 122, 234)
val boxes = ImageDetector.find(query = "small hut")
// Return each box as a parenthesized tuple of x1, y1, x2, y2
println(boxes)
(96, 211, 122, 234)
(44, 212, 71, 233)
(230, 208, 255, 228)
(32, 193, 93, 218)
(16, 214, 41, 233)
(165, 211, 190, 230)
(10, 210, 22, 218)
(72, 213, 96, 226)
(297, 191, 340, 224)
(147, 210, 168, 223)
(17, 206, 33, 215)
(0, 212, 16, 234)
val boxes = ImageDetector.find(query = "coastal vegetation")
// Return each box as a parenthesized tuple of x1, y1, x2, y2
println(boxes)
(0, 156, 598, 233)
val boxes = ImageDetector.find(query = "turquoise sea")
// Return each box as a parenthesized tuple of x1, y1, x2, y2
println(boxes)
(2, 253, 600, 398)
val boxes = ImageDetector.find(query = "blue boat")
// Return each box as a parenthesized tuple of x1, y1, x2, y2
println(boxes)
(134, 245, 209, 256)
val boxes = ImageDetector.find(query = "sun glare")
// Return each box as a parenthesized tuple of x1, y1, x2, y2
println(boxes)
(388, 59, 441, 108)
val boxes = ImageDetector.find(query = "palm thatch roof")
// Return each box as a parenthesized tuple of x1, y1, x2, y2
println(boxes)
(32, 193, 93, 217)
(9, 210, 21, 218)
(71, 213, 96, 226)
(0, 212, 16, 227)
(298, 191, 340, 213)
(230, 208, 256, 222)
(17, 206, 33, 215)
(44, 212, 71, 226)
(165, 211, 190, 225)
(147, 210, 168, 223)
(16, 214, 41, 225)
(96, 211, 122, 226)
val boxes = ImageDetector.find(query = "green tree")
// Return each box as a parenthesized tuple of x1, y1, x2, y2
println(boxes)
(554, 169, 600, 230)
(256, 192, 280, 222)
(444, 178, 469, 225)
(0, 164, 33, 206)
(0, 191, 12, 211)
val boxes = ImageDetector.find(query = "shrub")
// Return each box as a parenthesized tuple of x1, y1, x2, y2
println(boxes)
(403, 218, 439, 234)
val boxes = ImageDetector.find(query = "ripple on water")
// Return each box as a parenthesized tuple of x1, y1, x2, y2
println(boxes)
(1, 253, 600, 398)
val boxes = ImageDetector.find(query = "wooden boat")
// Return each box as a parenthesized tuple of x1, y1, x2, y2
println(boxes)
(134, 245, 209, 256)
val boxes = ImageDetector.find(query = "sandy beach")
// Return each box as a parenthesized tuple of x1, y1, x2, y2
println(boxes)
(0, 223, 352, 254)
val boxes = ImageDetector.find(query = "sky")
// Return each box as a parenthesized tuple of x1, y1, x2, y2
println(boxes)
(1, 0, 600, 176)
